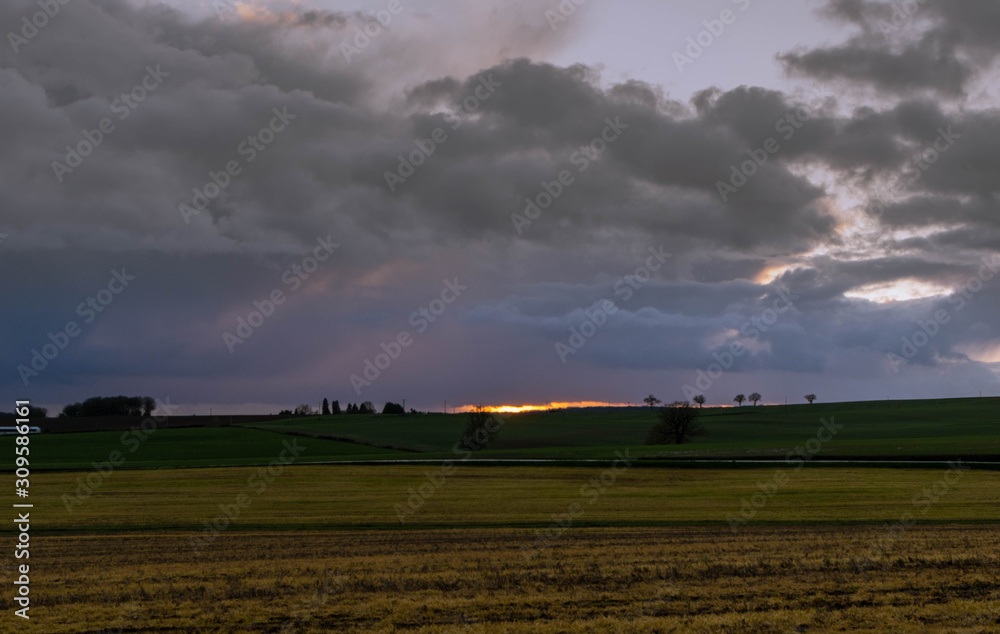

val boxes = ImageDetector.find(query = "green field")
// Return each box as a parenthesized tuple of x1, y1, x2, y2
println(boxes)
(5, 398, 998, 632)
(248, 397, 1000, 461)
(28, 464, 995, 533)
(4, 397, 998, 472)
(4, 427, 408, 471)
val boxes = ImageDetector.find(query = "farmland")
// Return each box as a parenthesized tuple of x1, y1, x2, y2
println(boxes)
(8, 397, 1000, 471)
(23, 465, 1000, 533)
(3, 398, 999, 631)
(27, 526, 1000, 632)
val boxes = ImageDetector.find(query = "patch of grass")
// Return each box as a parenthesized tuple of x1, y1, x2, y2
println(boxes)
(1, 427, 407, 471)
(30, 465, 999, 533)
(249, 397, 1000, 460)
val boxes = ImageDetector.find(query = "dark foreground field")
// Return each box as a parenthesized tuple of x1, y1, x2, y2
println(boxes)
(9, 397, 1000, 469)
(33, 526, 1000, 633)
(4, 398, 999, 631)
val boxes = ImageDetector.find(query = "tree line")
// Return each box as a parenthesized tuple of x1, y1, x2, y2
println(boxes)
(647, 392, 818, 408)
(642, 392, 820, 445)
(278, 399, 413, 417)
(60, 396, 156, 417)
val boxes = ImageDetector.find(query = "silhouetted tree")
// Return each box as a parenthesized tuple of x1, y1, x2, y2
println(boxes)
(381, 402, 405, 415)
(278, 409, 293, 417)
(805, 394, 817, 404)
(359, 401, 375, 414)
(645, 401, 705, 445)
(322, 398, 331, 415)
(693, 395, 706, 408)
(293, 404, 314, 417)
(643, 394, 661, 410)
(749, 392, 762, 407)
(331, 400, 341, 415)
(734, 394, 745, 407)
(60, 396, 154, 417)
(459, 405, 500, 452)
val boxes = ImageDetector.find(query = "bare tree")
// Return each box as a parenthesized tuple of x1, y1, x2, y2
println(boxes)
(749, 392, 762, 407)
(645, 401, 705, 445)
(804, 394, 817, 404)
(693, 395, 706, 408)
(643, 394, 661, 410)
(459, 405, 500, 452)
(733, 394, 745, 407)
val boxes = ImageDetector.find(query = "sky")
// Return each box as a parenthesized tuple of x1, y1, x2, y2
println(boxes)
(2, 0, 1000, 415)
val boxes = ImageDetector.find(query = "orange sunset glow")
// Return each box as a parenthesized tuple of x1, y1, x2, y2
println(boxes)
(456, 401, 633, 413)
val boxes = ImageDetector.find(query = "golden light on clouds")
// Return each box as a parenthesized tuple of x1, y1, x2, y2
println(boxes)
(754, 264, 801, 285)
(844, 279, 952, 303)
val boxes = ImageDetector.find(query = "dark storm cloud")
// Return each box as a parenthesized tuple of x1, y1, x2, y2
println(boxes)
(2, 0, 999, 410)
(780, 0, 1000, 98)
(1, 0, 838, 259)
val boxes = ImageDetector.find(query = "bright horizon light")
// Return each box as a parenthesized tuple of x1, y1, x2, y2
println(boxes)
(456, 401, 634, 413)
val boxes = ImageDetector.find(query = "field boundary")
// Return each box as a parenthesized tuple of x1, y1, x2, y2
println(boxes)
(240, 423, 426, 453)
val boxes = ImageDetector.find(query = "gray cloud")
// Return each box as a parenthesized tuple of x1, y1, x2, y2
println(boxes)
(2, 0, 999, 411)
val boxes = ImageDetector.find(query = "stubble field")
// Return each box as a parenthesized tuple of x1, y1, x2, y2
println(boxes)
(32, 525, 1000, 633)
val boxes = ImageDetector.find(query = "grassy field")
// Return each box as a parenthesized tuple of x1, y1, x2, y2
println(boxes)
(248, 397, 1000, 460)
(27, 464, 997, 532)
(22, 526, 1000, 632)
(4, 398, 998, 631)
(4, 397, 997, 471)
(2, 426, 408, 470)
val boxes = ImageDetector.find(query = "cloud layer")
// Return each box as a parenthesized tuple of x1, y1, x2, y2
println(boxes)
(2, 0, 998, 412)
